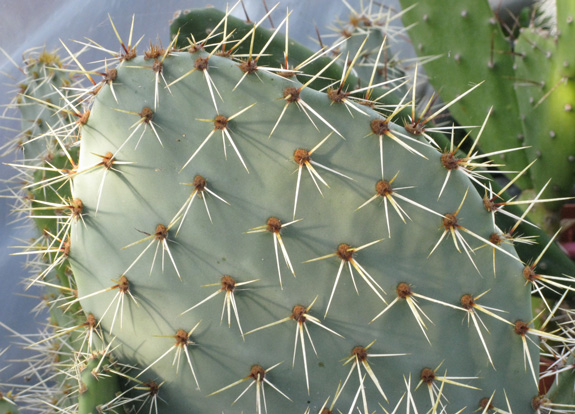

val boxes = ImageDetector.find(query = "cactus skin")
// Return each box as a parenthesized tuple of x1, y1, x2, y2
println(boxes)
(556, 2, 575, 78)
(514, 3, 575, 216)
(66, 42, 541, 412)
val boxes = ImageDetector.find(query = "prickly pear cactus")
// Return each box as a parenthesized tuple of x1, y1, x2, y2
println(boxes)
(67, 28, 541, 414)
(514, 1, 575, 212)
(4, 3, 575, 413)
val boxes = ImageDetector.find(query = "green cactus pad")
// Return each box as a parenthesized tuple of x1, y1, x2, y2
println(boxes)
(66, 44, 540, 412)
(78, 355, 122, 414)
(556, 1, 575, 78)
(515, 20, 575, 213)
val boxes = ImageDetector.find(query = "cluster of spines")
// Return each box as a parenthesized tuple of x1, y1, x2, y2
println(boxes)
(2, 2, 575, 413)
(325, 0, 417, 101)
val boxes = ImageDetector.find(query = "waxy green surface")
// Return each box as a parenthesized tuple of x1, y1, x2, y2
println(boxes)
(69, 50, 536, 412)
